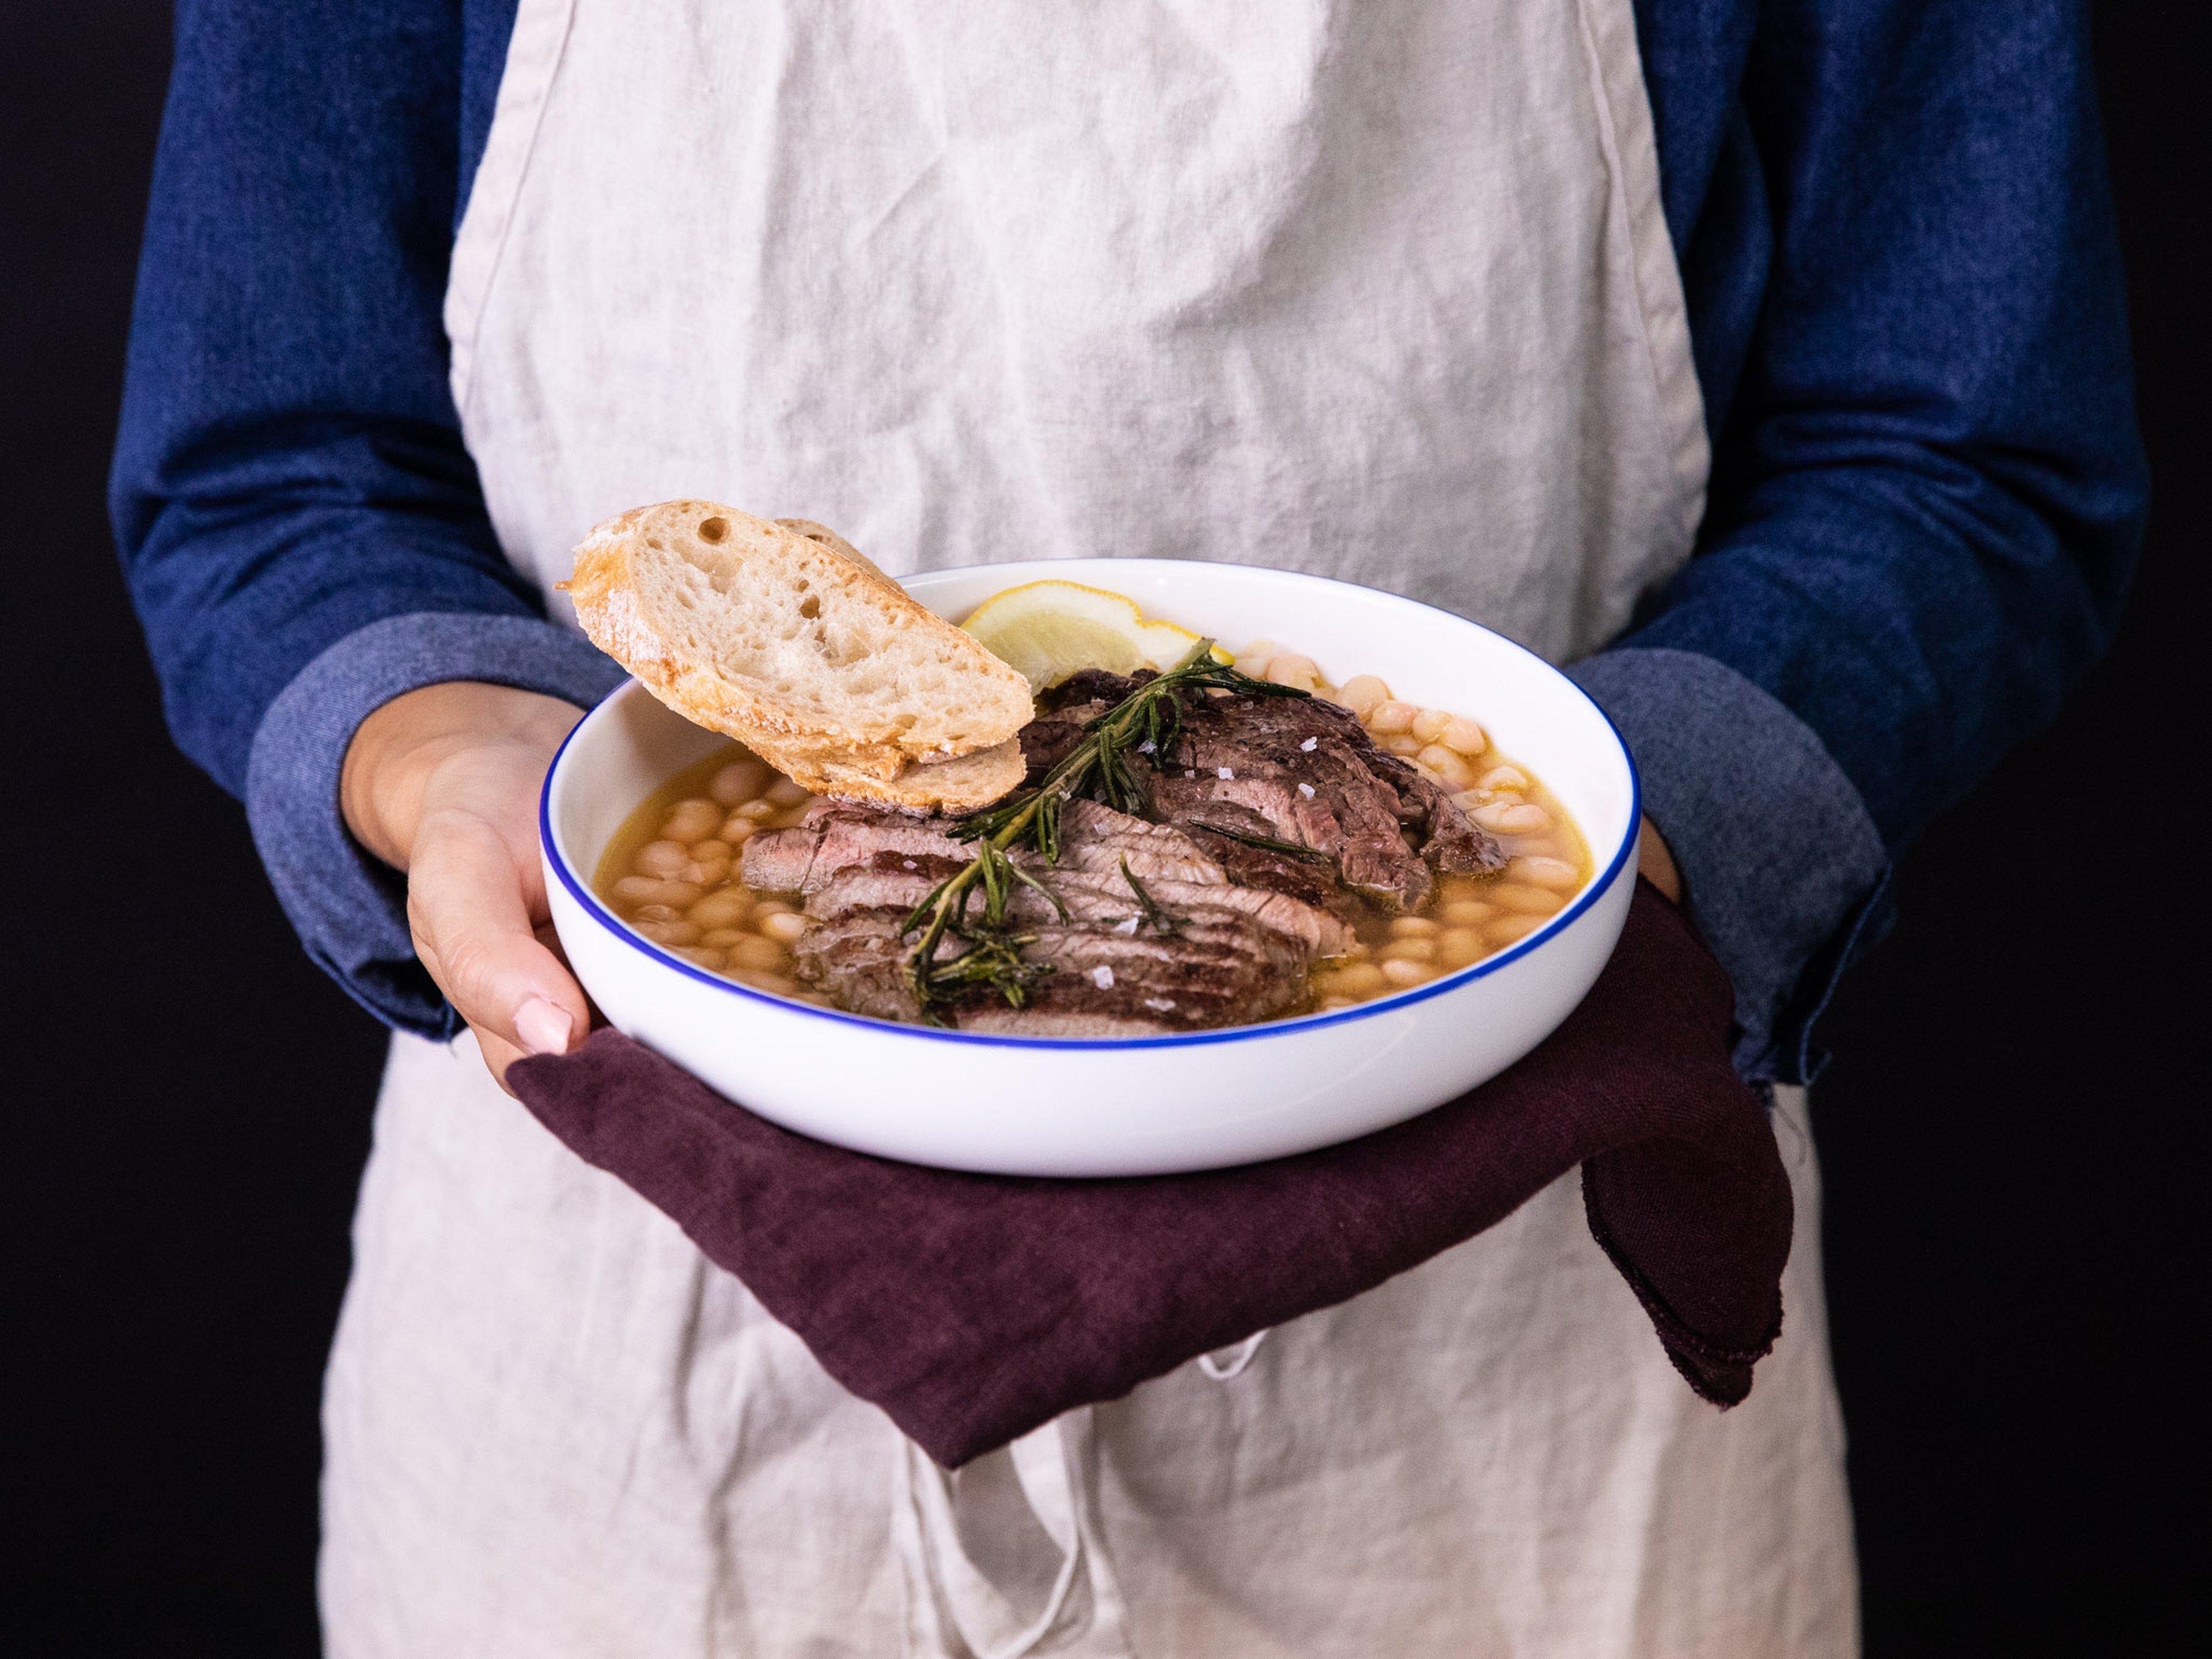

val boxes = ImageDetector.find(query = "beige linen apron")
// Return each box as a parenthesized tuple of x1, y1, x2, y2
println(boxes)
(320, 3, 1857, 1653)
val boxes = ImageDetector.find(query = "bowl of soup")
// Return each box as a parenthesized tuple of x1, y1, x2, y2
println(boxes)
(541, 559, 1638, 1176)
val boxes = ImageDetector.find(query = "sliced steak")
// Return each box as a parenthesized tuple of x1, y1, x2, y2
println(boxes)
(961, 911, 1310, 1035)
(790, 911, 925, 1024)
(793, 903, 1307, 1036)
(1178, 818, 1368, 925)
(797, 825, 1348, 957)
(1153, 698, 1431, 909)
(1052, 799, 1226, 887)
(742, 803, 970, 895)
(787, 791, 1346, 1025)
(1388, 762, 1507, 876)
(768, 669, 1502, 1029)
(1146, 687, 1505, 908)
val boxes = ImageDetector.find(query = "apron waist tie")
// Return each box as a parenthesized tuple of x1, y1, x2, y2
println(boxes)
(897, 1408, 1134, 1658)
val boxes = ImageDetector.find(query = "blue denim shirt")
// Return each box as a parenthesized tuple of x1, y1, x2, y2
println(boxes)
(110, 0, 2146, 1080)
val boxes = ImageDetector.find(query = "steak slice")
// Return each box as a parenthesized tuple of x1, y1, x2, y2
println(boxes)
(741, 804, 969, 895)
(961, 914, 1309, 1035)
(797, 815, 1349, 958)
(1141, 690, 1504, 915)
(791, 904, 1308, 1035)
(790, 911, 921, 1024)
(1052, 799, 1226, 887)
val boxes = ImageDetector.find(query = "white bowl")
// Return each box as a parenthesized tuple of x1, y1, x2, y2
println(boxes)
(541, 559, 1637, 1176)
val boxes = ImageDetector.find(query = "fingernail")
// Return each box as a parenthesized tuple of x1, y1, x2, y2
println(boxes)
(515, 996, 574, 1056)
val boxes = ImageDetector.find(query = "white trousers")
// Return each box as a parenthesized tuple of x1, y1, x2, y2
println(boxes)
(321, 1032, 1857, 1657)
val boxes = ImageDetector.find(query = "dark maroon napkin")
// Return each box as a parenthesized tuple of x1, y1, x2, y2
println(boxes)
(510, 879, 1791, 1468)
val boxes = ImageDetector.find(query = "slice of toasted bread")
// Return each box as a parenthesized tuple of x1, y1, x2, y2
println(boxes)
(566, 502, 1033, 801)
(783, 738, 1029, 813)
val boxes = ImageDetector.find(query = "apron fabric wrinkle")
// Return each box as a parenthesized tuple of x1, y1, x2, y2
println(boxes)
(323, 3, 1851, 1652)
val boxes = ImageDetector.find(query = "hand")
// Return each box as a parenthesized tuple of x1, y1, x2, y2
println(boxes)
(342, 682, 590, 1091)
(1637, 816, 1682, 904)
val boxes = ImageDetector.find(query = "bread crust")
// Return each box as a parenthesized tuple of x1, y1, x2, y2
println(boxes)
(783, 738, 1028, 813)
(565, 502, 1033, 793)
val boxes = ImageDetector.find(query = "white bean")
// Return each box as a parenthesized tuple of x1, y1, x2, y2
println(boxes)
(1471, 801, 1551, 836)
(1264, 653, 1321, 692)
(1436, 927, 1488, 968)
(1476, 764, 1530, 793)
(758, 911, 810, 945)
(699, 927, 752, 948)
(1411, 708, 1452, 745)
(1367, 700, 1419, 734)
(1389, 915, 1441, 937)
(710, 758, 771, 806)
(1416, 745, 1474, 790)
(613, 876, 704, 908)
(661, 798, 724, 842)
(728, 935, 790, 972)
(632, 839, 694, 880)
(1490, 884, 1564, 917)
(1441, 717, 1486, 756)
(1236, 638, 1283, 669)
(632, 919, 702, 947)
(734, 799, 778, 822)
(1316, 961, 1387, 998)
(1441, 899, 1497, 926)
(764, 778, 813, 808)
(1510, 855, 1582, 891)
(1381, 938, 1436, 964)
(687, 888, 753, 931)
(673, 946, 726, 970)
(1380, 958, 1434, 988)
(1383, 734, 1422, 756)
(718, 815, 759, 844)
(1333, 675, 1391, 719)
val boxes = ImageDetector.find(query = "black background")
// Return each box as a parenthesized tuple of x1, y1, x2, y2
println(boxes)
(2, 3, 2202, 1652)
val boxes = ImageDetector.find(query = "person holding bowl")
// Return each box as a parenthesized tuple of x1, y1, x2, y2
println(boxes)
(113, 1, 2142, 1653)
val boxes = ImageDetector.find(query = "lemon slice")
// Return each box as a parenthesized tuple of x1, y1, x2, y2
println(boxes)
(960, 579, 1222, 690)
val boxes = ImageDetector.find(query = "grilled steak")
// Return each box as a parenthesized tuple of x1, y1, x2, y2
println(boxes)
(1041, 671, 1506, 911)
(796, 906, 1311, 1036)
(743, 672, 1505, 1031)
(747, 797, 1350, 1032)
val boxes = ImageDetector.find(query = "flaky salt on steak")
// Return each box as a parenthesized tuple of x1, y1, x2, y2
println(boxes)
(741, 674, 1505, 1035)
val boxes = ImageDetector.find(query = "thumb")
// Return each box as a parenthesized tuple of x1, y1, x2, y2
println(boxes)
(406, 810, 590, 1063)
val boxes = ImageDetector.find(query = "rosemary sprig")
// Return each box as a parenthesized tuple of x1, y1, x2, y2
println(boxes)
(910, 928, 1053, 1013)
(1184, 821, 1334, 864)
(900, 641, 1308, 1018)
(1118, 853, 1181, 934)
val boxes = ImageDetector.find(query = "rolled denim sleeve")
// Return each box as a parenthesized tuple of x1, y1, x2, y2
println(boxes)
(1603, 0, 2145, 1079)
(1570, 649, 1888, 1081)
(245, 616, 627, 1036)
(108, 0, 583, 1029)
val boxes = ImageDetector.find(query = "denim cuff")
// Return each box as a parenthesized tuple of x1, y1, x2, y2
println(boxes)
(1567, 647, 1891, 1082)
(244, 613, 629, 1036)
